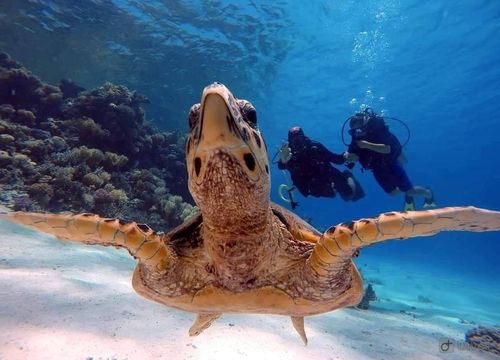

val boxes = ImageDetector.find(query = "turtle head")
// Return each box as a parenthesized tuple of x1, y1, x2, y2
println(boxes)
(186, 83, 270, 234)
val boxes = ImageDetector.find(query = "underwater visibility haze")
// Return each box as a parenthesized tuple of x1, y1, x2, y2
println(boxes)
(0, 1, 499, 359)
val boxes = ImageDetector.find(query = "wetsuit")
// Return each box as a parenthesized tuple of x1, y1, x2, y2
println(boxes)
(279, 138, 363, 200)
(348, 116, 412, 193)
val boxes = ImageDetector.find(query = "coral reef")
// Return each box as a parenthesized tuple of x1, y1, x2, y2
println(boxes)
(0, 53, 63, 120)
(59, 78, 85, 99)
(465, 326, 500, 355)
(357, 284, 377, 310)
(0, 52, 195, 231)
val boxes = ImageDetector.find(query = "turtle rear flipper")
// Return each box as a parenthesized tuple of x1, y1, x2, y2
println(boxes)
(1, 211, 174, 271)
(189, 313, 222, 336)
(291, 316, 308, 345)
(307, 206, 500, 276)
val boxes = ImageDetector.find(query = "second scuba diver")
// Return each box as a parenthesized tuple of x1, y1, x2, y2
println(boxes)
(277, 127, 365, 203)
(344, 108, 436, 210)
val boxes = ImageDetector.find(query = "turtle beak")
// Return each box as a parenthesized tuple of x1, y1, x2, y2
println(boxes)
(197, 83, 243, 150)
(186, 82, 268, 188)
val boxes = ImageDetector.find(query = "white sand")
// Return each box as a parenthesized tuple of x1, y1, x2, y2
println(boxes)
(0, 219, 497, 360)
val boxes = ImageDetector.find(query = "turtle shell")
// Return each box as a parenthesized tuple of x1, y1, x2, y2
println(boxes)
(131, 203, 364, 316)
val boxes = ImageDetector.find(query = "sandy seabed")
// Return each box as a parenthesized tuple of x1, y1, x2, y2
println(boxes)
(0, 218, 498, 360)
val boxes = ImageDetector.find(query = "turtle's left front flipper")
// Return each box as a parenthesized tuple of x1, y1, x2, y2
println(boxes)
(307, 206, 500, 276)
(1, 211, 174, 271)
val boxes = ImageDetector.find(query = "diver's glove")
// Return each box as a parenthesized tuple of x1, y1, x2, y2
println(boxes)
(343, 151, 358, 169)
(278, 143, 292, 163)
(343, 151, 359, 163)
(330, 181, 337, 196)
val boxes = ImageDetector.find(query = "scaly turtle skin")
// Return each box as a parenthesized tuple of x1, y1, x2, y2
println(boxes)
(3, 83, 500, 344)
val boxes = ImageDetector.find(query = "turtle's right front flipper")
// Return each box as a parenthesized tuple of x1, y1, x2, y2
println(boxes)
(1, 211, 174, 271)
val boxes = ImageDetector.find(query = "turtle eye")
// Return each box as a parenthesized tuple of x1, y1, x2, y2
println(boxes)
(238, 100, 257, 128)
(188, 103, 201, 130)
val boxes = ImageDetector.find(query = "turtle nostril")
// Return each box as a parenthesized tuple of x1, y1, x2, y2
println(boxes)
(194, 157, 202, 176)
(243, 153, 256, 171)
(242, 128, 249, 141)
(253, 131, 262, 148)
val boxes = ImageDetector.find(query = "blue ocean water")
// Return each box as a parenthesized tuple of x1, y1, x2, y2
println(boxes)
(1, 0, 499, 346)
(258, 0, 500, 282)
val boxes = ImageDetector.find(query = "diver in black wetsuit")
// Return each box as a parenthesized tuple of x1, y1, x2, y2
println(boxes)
(277, 127, 364, 201)
(344, 108, 435, 210)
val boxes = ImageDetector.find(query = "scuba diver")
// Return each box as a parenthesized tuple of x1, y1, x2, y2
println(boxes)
(276, 127, 364, 205)
(343, 108, 436, 211)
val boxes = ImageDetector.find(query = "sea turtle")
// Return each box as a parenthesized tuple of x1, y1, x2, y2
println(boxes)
(2, 82, 500, 344)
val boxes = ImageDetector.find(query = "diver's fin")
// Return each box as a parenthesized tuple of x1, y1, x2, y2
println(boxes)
(291, 316, 308, 345)
(423, 200, 437, 209)
(189, 313, 222, 336)
(423, 193, 437, 209)
(1, 211, 174, 271)
(403, 197, 415, 211)
(307, 207, 500, 276)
